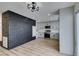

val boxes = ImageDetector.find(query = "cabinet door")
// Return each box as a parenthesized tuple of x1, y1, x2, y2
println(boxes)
(3, 37, 8, 48)
(50, 33, 54, 38)
(2, 14, 9, 48)
(32, 26, 36, 37)
(38, 32, 44, 38)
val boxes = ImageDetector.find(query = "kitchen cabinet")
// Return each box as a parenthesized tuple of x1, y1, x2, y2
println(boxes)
(37, 32, 44, 38)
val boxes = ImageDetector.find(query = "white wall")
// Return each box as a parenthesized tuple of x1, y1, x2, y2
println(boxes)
(74, 3, 79, 12)
(75, 12, 79, 55)
(59, 7, 74, 55)
(74, 3, 79, 56)
(37, 15, 59, 22)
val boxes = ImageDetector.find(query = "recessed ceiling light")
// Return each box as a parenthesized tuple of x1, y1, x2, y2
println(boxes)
(48, 14, 51, 16)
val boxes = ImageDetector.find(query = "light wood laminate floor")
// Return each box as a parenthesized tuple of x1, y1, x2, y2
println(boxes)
(0, 38, 62, 56)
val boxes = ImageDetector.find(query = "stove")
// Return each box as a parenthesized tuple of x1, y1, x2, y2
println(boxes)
(44, 30, 51, 38)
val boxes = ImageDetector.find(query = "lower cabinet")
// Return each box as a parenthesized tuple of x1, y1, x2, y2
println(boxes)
(50, 33, 59, 39)
(36, 32, 59, 39)
(2, 36, 8, 48)
(37, 32, 44, 38)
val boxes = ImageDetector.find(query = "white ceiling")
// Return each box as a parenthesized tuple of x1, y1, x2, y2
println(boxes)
(0, 2, 76, 22)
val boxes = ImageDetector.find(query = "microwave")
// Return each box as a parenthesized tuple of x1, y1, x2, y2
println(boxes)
(45, 26, 50, 29)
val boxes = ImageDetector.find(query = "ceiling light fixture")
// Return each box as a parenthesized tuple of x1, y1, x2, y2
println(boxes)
(27, 2, 39, 12)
